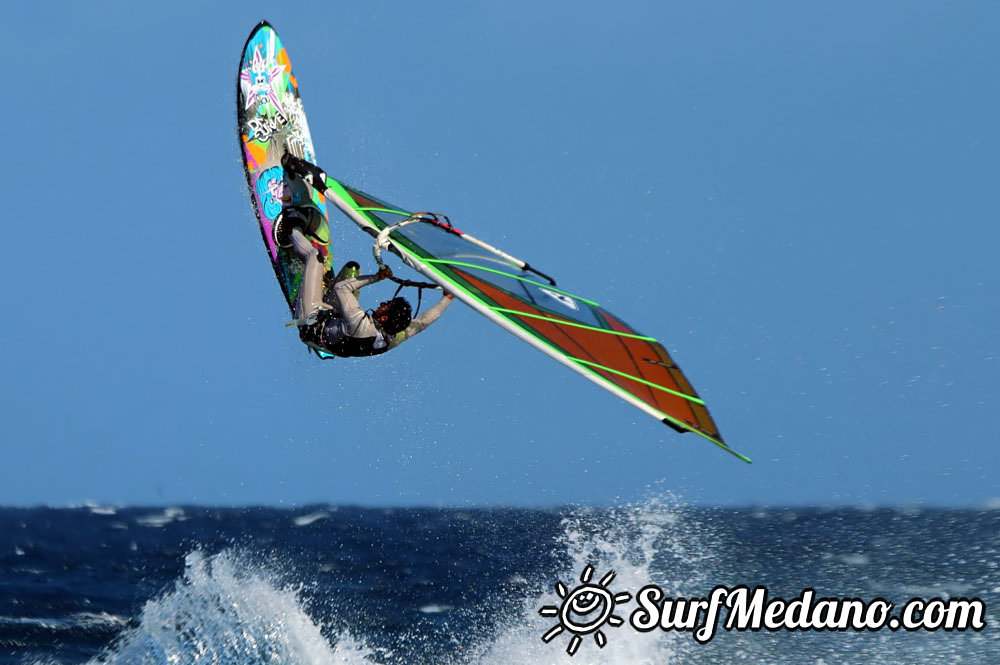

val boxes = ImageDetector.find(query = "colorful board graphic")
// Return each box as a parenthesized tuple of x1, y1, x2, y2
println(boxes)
(236, 21, 332, 312)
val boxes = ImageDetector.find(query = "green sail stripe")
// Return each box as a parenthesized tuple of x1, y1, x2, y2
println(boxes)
(660, 412, 751, 462)
(323, 178, 393, 231)
(424, 259, 601, 307)
(357, 206, 411, 217)
(567, 357, 705, 405)
(490, 307, 657, 342)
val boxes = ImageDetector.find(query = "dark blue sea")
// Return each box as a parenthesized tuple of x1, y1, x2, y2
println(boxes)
(2, 499, 996, 664)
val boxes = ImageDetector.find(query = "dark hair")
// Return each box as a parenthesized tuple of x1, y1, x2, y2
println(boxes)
(380, 298, 412, 335)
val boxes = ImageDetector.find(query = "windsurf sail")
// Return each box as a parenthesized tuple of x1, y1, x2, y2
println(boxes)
(283, 156, 749, 463)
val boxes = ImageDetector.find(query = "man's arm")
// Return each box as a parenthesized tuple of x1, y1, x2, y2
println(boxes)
(334, 265, 391, 294)
(331, 266, 391, 317)
(389, 292, 454, 348)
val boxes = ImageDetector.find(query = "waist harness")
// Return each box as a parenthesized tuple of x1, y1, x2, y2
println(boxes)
(298, 310, 390, 358)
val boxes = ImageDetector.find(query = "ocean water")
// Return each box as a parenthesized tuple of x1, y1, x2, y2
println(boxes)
(1, 499, 996, 664)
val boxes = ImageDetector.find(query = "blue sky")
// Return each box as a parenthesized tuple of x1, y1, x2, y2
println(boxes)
(2, 1, 997, 508)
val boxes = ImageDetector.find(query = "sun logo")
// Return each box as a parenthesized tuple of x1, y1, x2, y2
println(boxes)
(539, 565, 632, 656)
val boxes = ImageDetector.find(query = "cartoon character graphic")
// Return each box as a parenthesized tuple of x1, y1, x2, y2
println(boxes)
(239, 41, 286, 119)
(255, 166, 285, 220)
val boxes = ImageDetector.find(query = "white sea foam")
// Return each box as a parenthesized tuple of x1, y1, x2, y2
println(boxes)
(822, 552, 872, 566)
(294, 510, 333, 526)
(135, 507, 187, 528)
(80, 496, 710, 665)
(86, 550, 383, 665)
(73, 499, 994, 665)
(86, 503, 118, 516)
(0, 611, 126, 632)
(71, 611, 129, 629)
(475, 494, 711, 665)
(419, 604, 454, 614)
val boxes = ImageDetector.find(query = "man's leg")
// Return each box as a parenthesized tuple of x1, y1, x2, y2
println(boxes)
(290, 228, 325, 321)
(333, 279, 378, 338)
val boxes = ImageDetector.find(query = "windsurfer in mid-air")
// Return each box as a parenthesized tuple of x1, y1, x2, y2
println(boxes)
(273, 206, 453, 357)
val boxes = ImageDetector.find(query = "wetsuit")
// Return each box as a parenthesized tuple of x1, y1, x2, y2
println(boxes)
(291, 227, 451, 356)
